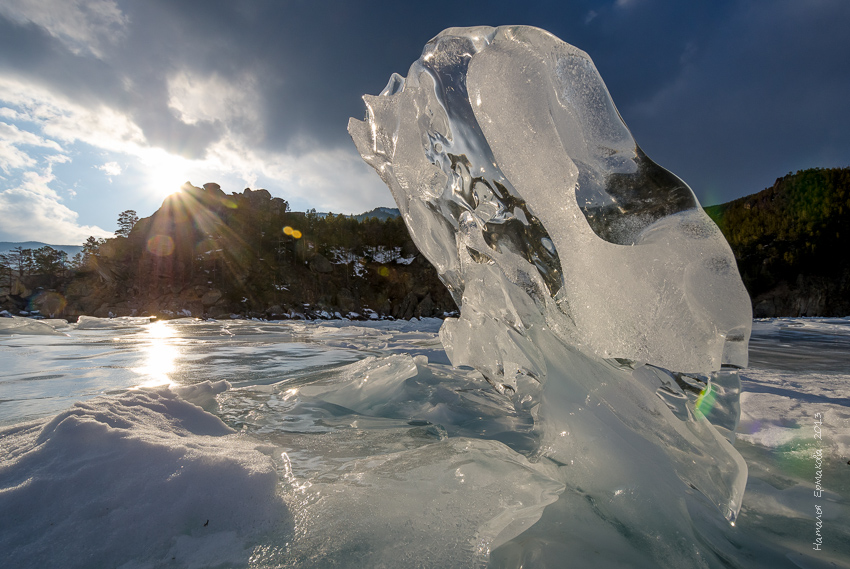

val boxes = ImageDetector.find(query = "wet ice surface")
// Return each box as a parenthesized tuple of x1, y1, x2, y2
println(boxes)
(0, 317, 848, 568)
(0, 319, 367, 425)
(749, 318, 850, 373)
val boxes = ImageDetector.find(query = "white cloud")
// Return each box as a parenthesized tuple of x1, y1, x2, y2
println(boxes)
(0, 0, 128, 59)
(0, 166, 111, 244)
(0, 107, 24, 120)
(203, 136, 391, 213)
(0, 139, 37, 173)
(40, 101, 147, 153)
(0, 120, 64, 174)
(0, 121, 62, 149)
(167, 70, 260, 129)
(96, 161, 122, 176)
(46, 153, 71, 165)
(0, 92, 119, 243)
(267, 148, 391, 213)
(0, 77, 148, 155)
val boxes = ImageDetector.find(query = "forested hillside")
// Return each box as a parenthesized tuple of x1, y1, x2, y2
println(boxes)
(3, 168, 849, 320)
(1, 183, 455, 320)
(706, 167, 850, 316)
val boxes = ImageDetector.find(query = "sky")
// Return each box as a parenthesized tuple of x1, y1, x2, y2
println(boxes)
(0, 0, 848, 245)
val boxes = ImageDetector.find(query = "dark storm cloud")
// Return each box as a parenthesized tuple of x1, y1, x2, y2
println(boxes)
(616, 0, 850, 203)
(1, 0, 848, 205)
(0, 4, 220, 158)
(0, 15, 122, 106)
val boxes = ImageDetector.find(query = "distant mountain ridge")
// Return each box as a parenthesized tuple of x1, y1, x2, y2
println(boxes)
(353, 207, 400, 221)
(310, 207, 400, 221)
(0, 241, 84, 257)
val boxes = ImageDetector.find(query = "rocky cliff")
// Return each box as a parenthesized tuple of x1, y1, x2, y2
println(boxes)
(49, 183, 457, 320)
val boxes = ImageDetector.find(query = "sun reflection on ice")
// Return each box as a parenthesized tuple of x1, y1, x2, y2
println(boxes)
(132, 320, 180, 388)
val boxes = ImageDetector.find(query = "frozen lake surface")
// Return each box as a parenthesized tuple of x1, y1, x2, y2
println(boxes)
(1, 316, 848, 568)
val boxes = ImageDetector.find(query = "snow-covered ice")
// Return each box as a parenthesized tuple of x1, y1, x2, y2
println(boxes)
(0, 316, 848, 568)
(0, 384, 288, 568)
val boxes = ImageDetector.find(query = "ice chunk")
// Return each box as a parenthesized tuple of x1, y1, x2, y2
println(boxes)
(349, 25, 751, 376)
(170, 379, 231, 412)
(298, 354, 419, 413)
(350, 25, 751, 563)
(0, 315, 66, 335)
(279, 438, 563, 567)
(75, 315, 154, 329)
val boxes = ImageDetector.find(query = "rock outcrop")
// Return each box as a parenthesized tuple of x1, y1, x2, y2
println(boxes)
(31, 184, 457, 321)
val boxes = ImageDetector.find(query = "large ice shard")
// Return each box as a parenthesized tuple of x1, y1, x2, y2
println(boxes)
(350, 26, 752, 566)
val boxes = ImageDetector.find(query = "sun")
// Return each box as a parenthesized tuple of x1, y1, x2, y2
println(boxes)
(144, 149, 197, 199)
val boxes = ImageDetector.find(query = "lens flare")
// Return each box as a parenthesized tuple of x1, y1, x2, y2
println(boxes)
(695, 383, 717, 416)
(30, 291, 67, 316)
(147, 234, 175, 256)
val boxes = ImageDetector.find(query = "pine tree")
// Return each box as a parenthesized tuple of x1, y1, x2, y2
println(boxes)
(81, 236, 105, 267)
(116, 210, 139, 238)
